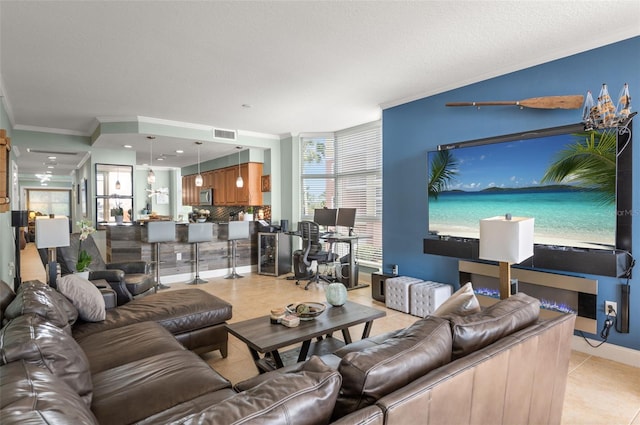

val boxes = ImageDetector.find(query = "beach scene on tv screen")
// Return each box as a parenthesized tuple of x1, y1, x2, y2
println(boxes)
(428, 131, 617, 250)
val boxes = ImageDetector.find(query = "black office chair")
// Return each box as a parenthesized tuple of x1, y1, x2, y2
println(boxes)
(294, 221, 337, 290)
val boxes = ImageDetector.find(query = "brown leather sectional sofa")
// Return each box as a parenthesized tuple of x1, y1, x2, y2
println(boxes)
(0, 279, 576, 425)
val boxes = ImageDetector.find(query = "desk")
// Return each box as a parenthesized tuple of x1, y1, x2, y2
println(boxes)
(320, 234, 367, 290)
(226, 301, 385, 373)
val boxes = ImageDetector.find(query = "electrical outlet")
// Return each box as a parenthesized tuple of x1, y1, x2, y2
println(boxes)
(605, 301, 617, 317)
(176, 252, 182, 261)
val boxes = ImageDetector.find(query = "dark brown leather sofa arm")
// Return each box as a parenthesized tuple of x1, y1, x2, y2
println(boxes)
(88, 269, 133, 305)
(107, 261, 149, 275)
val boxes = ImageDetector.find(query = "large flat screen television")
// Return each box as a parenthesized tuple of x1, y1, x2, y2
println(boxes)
(427, 122, 632, 256)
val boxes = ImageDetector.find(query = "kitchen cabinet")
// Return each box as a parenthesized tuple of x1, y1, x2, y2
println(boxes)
(203, 170, 215, 189)
(183, 162, 263, 206)
(213, 169, 226, 204)
(181, 174, 198, 206)
(224, 167, 238, 205)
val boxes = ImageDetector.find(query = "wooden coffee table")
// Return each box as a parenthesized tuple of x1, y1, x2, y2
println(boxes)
(226, 301, 385, 372)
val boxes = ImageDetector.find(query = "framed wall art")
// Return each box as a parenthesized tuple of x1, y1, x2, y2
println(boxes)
(261, 175, 271, 192)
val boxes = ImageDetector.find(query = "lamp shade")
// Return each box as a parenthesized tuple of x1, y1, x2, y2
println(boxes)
(35, 217, 70, 249)
(479, 216, 534, 264)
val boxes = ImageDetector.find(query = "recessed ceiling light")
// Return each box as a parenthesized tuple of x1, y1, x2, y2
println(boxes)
(157, 157, 164, 161)
(124, 145, 132, 149)
(176, 150, 184, 154)
(48, 156, 56, 159)
(47, 165, 54, 169)
(45, 171, 52, 174)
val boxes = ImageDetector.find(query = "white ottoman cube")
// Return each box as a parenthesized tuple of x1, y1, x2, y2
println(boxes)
(410, 281, 453, 318)
(385, 276, 423, 313)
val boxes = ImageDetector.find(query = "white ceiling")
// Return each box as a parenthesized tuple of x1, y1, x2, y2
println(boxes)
(1, 1, 639, 180)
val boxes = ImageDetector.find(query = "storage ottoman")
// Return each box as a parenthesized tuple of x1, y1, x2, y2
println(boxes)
(385, 276, 423, 313)
(410, 281, 452, 318)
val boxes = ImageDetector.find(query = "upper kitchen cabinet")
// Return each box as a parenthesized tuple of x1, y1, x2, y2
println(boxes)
(236, 162, 263, 205)
(182, 162, 263, 206)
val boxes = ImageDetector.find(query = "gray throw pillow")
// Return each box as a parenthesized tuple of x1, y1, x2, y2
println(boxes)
(57, 274, 106, 322)
(432, 281, 481, 317)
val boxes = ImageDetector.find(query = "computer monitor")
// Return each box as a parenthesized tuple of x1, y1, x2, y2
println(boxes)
(313, 208, 337, 227)
(336, 208, 356, 229)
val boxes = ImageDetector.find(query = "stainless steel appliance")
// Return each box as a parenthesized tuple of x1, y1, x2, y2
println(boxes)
(199, 189, 213, 205)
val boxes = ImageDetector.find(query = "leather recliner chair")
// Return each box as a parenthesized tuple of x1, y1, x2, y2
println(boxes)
(39, 234, 155, 305)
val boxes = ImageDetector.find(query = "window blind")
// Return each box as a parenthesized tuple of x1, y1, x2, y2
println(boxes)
(300, 121, 382, 266)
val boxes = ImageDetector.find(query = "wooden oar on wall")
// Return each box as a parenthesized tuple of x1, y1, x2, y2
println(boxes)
(446, 95, 584, 110)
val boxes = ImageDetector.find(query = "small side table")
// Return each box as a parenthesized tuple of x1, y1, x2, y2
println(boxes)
(371, 272, 395, 303)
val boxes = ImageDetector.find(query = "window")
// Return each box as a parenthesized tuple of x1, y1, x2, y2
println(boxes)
(300, 121, 382, 266)
(27, 189, 71, 216)
(95, 164, 133, 223)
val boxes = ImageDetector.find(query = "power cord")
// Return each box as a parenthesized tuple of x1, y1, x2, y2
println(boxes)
(579, 306, 616, 348)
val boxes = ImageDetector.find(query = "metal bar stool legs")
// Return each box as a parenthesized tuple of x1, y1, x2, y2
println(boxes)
(186, 222, 213, 285)
(144, 221, 177, 292)
(154, 242, 171, 291)
(225, 239, 243, 279)
(188, 242, 207, 284)
(225, 221, 250, 280)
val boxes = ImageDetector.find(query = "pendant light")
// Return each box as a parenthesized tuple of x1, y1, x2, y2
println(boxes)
(235, 146, 244, 188)
(195, 141, 203, 187)
(115, 166, 121, 190)
(147, 136, 156, 184)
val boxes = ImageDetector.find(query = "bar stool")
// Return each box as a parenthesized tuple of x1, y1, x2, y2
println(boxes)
(186, 222, 213, 285)
(225, 221, 249, 279)
(144, 221, 176, 291)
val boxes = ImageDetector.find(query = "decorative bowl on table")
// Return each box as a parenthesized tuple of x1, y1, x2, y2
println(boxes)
(285, 302, 326, 320)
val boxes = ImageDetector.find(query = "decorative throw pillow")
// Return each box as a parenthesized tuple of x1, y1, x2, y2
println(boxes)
(0, 314, 93, 407)
(57, 274, 106, 322)
(432, 281, 481, 317)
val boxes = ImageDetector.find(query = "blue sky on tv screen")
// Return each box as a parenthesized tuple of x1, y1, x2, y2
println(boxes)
(439, 133, 573, 192)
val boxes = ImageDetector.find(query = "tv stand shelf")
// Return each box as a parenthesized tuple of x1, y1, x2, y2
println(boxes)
(424, 237, 631, 278)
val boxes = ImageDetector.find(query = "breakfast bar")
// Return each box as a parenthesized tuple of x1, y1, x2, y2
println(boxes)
(106, 222, 259, 279)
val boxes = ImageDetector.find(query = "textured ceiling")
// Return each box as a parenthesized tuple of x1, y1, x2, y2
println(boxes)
(1, 1, 639, 178)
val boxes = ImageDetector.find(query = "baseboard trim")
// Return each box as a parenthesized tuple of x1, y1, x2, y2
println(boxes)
(157, 266, 256, 284)
(571, 335, 640, 368)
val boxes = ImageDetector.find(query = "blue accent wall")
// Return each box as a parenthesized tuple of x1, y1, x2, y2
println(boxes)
(382, 36, 640, 350)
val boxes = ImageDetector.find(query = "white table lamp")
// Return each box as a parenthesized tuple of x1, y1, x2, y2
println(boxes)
(479, 215, 534, 299)
(35, 216, 70, 286)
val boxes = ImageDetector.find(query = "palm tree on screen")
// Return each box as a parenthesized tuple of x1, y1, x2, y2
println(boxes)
(541, 131, 616, 204)
(428, 150, 458, 199)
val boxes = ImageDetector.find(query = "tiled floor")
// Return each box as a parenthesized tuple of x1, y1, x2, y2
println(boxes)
(20, 243, 640, 425)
